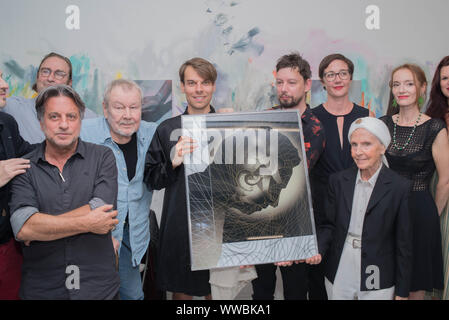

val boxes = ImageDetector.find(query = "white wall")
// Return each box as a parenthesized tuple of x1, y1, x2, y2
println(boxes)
(1, 0, 448, 115)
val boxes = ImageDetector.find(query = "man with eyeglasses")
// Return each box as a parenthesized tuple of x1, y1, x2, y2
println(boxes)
(1, 52, 96, 144)
(0, 70, 34, 299)
(81, 79, 157, 300)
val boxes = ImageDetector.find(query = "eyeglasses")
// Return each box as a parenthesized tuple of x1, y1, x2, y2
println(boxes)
(39, 68, 68, 80)
(324, 70, 350, 82)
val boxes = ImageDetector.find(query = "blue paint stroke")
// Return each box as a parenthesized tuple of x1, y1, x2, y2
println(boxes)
(70, 54, 91, 92)
(228, 27, 264, 56)
(222, 26, 233, 35)
(70, 54, 101, 114)
(214, 13, 228, 26)
(4, 60, 26, 78)
(2, 59, 36, 97)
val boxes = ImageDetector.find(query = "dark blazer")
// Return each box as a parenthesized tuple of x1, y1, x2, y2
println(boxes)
(317, 165, 412, 298)
(0, 112, 34, 159)
(0, 111, 35, 243)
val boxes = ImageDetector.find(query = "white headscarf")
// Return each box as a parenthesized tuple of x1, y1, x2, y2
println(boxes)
(348, 117, 391, 167)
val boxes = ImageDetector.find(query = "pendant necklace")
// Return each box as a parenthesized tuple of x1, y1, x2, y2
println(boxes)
(392, 112, 422, 150)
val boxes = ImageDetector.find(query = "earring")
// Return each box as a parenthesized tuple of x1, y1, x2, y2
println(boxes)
(392, 99, 398, 108)
(418, 96, 424, 107)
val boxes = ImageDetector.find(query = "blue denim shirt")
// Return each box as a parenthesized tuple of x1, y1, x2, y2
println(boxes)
(81, 117, 157, 267)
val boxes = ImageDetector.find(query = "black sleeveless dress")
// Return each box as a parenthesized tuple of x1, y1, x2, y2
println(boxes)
(310, 103, 369, 223)
(380, 116, 445, 291)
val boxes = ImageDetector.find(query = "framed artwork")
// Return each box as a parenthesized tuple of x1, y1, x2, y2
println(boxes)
(182, 110, 318, 270)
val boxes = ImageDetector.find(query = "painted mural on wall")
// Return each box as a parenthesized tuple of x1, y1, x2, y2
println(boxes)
(135, 80, 172, 123)
(0, 0, 446, 118)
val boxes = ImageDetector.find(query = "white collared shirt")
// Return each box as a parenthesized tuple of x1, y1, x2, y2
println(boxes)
(348, 164, 383, 237)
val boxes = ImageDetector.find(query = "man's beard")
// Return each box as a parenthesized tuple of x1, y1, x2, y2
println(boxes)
(115, 121, 137, 137)
(279, 95, 303, 109)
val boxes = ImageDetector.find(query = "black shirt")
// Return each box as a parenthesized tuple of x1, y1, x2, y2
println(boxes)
(270, 105, 325, 171)
(117, 132, 137, 224)
(0, 129, 7, 198)
(0, 112, 34, 244)
(117, 132, 138, 182)
(0, 134, 7, 241)
(9, 139, 120, 299)
(0, 130, 5, 160)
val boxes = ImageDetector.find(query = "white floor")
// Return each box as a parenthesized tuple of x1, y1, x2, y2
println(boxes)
(165, 267, 284, 300)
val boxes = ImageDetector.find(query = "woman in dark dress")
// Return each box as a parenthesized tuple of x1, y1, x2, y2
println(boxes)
(380, 63, 449, 300)
(309, 54, 372, 299)
(426, 56, 449, 300)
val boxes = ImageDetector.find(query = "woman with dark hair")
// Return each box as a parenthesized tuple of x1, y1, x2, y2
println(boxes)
(312, 53, 374, 189)
(380, 63, 449, 300)
(426, 56, 449, 300)
(310, 54, 373, 299)
(426, 56, 449, 123)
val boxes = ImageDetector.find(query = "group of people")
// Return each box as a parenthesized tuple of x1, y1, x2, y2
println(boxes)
(0, 50, 448, 300)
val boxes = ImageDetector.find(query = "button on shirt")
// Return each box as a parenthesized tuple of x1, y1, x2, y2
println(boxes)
(81, 117, 157, 267)
(8, 139, 120, 299)
(348, 165, 382, 238)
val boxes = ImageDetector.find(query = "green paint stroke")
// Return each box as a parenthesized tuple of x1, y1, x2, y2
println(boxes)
(70, 54, 91, 91)
(3, 59, 36, 98)
(70, 54, 101, 114)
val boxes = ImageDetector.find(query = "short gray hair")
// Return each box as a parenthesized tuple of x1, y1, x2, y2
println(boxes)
(35, 84, 85, 121)
(103, 79, 142, 108)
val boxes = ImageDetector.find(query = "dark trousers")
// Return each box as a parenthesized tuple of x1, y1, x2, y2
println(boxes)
(252, 263, 308, 300)
(307, 263, 328, 300)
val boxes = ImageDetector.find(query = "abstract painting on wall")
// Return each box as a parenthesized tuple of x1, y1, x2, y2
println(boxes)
(182, 111, 318, 270)
(134, 80, 172, 123)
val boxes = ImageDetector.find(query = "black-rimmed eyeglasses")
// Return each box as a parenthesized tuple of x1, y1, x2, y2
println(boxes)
(324, 70, 350, 82)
